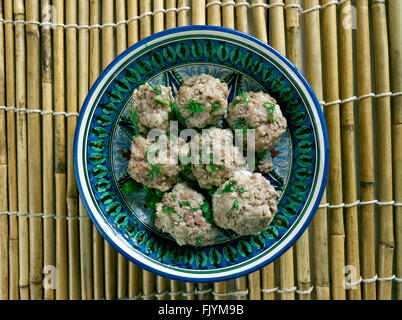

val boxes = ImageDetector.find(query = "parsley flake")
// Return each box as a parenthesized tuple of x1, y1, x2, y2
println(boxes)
(263, 102, 276, 123)
(186, 98, 205, 114)
(128, 104, 140, 136)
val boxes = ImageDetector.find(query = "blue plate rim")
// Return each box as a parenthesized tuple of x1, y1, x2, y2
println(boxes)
(74, 25, 329, 283)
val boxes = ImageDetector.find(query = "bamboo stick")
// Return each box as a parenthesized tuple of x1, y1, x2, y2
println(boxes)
(117, 256, 127, 299)
(26, 0, 43, 299)
(166, 0, 176, 29)
(206, 1, 229, 301)
(250, 0, 267, 43)
(235, 7, 253, 301)
(250, 0, 274, 301)
(89, 0, 104, 300)
(235, 0, 248, 33)
(169, 280, 181, 300)
(197, 283, 211, 300)
(235, 277, 248, 300)
(142, 270, 155, 300)
(321, 0, 346, 300)
(54, 0, 67, 300)
(0, 0, 8, 301)
(116, 0, 128, 300)
(207, 0, 221, 26)
(356, 0, 376, 300)
(78, 0, 93, 300)
(294, 232, 311, 299)
(66, 0, 80, 300)
(14, 0, 28, 301)
(127, 0, 138, 46)
(222, 0, 234, 29)
(304, 0, 330, 300)
(154, 0, 164, 33)
(269, 0, 286, 54)
(269, 0, 295, 301)
(41, 0, 54, 300)
(185, 283, 195, 300)
(177, 0, 188, 27)
(126, 0, 140, 300)
(128, 263, 139, 299)
(116, 0, 127, 54)
(140, 0, 151, 39)
(371, 0, 393, 300)
(192, 0, 206, 25)
(3, 0, 17, 301)
(389, 0, 402, 300)
(339, 0, 361, 300)
(247, 272, 260, 300)
(285, 0, 312, 300)
(155, 276, 167, 300)
(213, 282, 226, 300)
(262, 263, 275, 300)
(102, 0, 116, 300)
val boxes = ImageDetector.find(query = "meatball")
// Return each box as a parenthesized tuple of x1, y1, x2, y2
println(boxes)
(212, 171, 279, 236)
(258, 158, 273, 174)
(189, 127, 248, 189)
(130, 82, 172, 133)
(154, 183, 218, 246)
(174, 74, 228, 128)
(227, 91, 287, 152)
(127, 133, 189, 191)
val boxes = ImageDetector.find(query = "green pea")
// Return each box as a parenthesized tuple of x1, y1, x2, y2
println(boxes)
(122, 180, 141, 193)
(154, 189, 164, 198)
(147, 197, 159, 211)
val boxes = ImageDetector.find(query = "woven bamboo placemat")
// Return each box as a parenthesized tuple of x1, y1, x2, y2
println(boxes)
(0, 0, 401, 300)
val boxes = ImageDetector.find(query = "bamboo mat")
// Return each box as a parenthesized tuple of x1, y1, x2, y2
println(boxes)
(0, 0, 401, 300)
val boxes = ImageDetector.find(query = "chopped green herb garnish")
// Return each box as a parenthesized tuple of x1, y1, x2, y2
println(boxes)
(169, 92, 186, 125)
(263, 102, 276, 123)
(182, 164, 193, 175)
(181, 201, 191, 207)
(211, 102, 221, 111)
(153, 96, 169, 106)
(207, 187, 218, 197)
(147, 163, 163, 180)
(171, 194, 177, 201)
(201, 201, 212, 220)
(144, 145, 164, 180)
(219, 181, 237, 194)
(195, 236, 202, 247)
(240, 92, 249, 103)
(163, 205, 183, 219)
(235, 125, 254, 137)
(237, 186, 246, 194)
(162, 206, 176, 216)
(128, 104, 140, 136)
(209, 163, 218, 175)
(147, 81, 162, 95)
(233, 118, 247, 129)
(231, 196, 239, 211)
(186, 98, 205, 114)
(219, 181, 247, 195)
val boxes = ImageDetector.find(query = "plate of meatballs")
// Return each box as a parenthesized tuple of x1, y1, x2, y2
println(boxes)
(74, 26, 329, 282)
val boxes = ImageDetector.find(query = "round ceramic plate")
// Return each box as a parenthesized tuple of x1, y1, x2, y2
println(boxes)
(74, 26, 329, 283)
